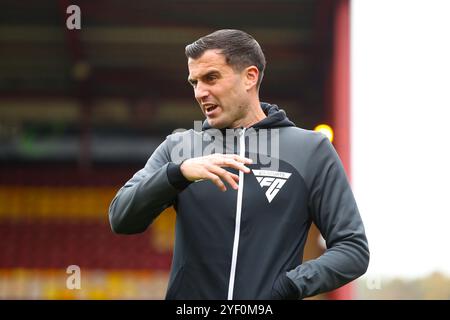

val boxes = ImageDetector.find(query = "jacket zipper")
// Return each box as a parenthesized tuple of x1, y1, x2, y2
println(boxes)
(227, 127, 246, 300)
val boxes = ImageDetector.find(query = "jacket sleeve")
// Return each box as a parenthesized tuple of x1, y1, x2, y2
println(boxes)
(287, 134, 370, 299)
(108, 137, 188, 234)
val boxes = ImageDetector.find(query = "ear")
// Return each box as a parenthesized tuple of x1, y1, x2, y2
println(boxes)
(243, 66, 259, 91)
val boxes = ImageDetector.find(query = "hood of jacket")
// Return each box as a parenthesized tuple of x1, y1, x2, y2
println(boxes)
(202, 102, 295, 131)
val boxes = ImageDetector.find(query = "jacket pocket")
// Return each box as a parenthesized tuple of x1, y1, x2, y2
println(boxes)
(165, 266, 184, 300)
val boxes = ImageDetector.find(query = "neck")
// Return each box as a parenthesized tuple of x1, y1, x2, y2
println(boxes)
(231, 98, 266, 128)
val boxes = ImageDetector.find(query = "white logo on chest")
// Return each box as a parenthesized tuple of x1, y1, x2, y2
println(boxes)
(252, 169, 292, 203)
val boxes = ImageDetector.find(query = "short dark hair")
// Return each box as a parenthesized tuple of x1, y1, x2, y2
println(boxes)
(185, 29, 266, 89)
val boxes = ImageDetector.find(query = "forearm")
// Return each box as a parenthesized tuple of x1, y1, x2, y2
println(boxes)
(287, 231, 369, 298)
(109, 163, 179, 234)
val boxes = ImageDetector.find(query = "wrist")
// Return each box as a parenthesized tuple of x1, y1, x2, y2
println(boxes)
(167, 161, 192, 190)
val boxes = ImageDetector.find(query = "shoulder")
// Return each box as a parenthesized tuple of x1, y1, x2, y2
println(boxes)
(280, 126, 329, 148)
(166, 128, 196, 139)
(276, 126, 335, 175)
(165, 129, 199, 145)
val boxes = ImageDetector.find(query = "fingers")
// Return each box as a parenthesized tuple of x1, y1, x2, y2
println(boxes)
(204, 171, 227, 192)
(206, 154, 252, 191)
(229, 172, 240, 183)
(211, 154, 252, 173)
(181, 154, 253, 192)
(221, 153, 253, 165)
(206, 165, 239, 191)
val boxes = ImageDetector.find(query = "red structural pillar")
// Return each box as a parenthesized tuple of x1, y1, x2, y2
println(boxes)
(327, 0, 354, 300)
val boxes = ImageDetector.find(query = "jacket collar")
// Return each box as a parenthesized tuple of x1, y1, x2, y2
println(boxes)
(201, 102, 295, 131)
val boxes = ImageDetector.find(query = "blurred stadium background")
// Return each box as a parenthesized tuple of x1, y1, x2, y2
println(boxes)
(0, 0, 354, 299)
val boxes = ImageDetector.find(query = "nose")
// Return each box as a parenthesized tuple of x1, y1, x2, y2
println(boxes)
(194, 82, 209, 101)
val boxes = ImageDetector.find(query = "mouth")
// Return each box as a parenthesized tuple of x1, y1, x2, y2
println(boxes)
(203, 104, 219, 116)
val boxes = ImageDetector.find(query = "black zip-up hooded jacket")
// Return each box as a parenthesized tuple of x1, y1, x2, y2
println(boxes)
(109, 102, 369, 299)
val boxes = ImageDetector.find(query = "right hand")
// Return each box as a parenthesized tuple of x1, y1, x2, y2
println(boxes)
(180, 153, 253, 192)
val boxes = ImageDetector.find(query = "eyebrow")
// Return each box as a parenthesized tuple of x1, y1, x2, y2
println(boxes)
(188, 70, 220, 85)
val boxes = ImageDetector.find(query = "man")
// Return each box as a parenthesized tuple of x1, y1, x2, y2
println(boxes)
(109, 29, 369, 300)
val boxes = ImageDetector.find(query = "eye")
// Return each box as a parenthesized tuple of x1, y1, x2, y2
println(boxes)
(205, 74, 217, 82)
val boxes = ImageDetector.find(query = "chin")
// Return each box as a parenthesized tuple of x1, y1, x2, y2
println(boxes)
(207, 118, 227, 129)
(207, 122, 225, 129)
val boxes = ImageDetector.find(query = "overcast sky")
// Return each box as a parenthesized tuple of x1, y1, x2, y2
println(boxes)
(351, 0, 450, 278)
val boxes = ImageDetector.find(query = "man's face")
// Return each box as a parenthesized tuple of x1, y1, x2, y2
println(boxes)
(188, 50, 249, 129)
